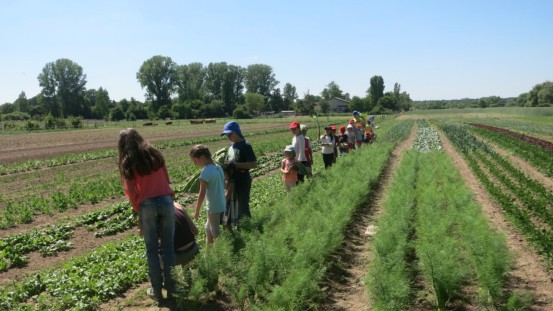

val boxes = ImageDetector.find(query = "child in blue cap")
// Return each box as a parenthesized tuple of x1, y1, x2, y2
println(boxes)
(220, 121, 257, 227)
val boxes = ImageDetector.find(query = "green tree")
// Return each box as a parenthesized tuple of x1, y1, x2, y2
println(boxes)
(244, 64, 279, 97)
(110, 106, 125, 121)
(367, 75, 385, 108)
(283, 83, 298, 110)
(398, 92, 412, 111)
(37, 58, 87, 117)
(27, 94, 44, 116)
(268, 88, 284, 112)
(321, 81, 348, 100)
(222, 65, 245, 115)
(176, 62, 205, 102)
(245, 92, 265, 113)
(378, 93, 397, 112)
(136, 55, 178, 113)
(204, 62, 229, 101)
(93, 87, 111, 119)
(319, 99, 330, 114)
(14, 91, 30, 113)
(527, 81, 553, 107)
(204, 99, 225, 117)
(171, 102, 190, 119)
(348, 96, 366, 112)
(295, 92, 318, 114)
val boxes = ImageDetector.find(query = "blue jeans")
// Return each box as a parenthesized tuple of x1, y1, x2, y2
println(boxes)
(139, 195, 175, 296)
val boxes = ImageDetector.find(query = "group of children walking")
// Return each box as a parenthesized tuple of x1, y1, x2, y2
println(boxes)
(281, 111, 377, 192)
(116, 113, 375, 302)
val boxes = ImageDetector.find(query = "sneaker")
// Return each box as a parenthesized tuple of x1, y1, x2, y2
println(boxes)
(147, 287, 163, 301)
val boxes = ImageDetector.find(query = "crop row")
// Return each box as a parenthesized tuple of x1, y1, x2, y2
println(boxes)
(0, 224, 73, 271)
(439, 120, 553, 265)
(412, 119, 442, 152)
(468, 124, 553, 177)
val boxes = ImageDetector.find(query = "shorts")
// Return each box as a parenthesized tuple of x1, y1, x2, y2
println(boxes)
(205, 211, 223, 238)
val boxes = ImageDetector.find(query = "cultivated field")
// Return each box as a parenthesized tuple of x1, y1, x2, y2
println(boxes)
(0, 110, 552, 311)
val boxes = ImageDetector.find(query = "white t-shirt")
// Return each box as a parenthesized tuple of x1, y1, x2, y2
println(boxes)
(292, 134, 307, 162)
(320, 135, 335, 154)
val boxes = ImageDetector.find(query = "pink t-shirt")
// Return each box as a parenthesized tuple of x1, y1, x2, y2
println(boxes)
(123, 165, 174, 212)
(281, 158, 298, 183)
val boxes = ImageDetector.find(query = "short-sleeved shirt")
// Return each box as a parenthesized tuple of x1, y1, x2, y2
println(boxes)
(226, 139, 257, 182)
(292, 134, 307, 162)
(320, 135, 335, 154)
(200, 163, 226, 213)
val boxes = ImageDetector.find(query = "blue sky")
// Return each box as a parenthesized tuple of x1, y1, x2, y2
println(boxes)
(1, 0, 552, 105)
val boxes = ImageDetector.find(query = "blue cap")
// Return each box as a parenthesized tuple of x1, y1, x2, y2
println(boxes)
(221, 121, 244, 138)
(353, 110, 360, 115)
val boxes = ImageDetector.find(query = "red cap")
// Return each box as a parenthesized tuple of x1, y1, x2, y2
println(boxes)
(289, 121, 300, 129)
(330, 125, 336, 130)
(349, 119, 354, 124)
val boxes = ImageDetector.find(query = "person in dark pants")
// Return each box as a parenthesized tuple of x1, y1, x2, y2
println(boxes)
(320, 126, 336, 169)
(220, 121, 257, 227)
(289, 121, 307, 183)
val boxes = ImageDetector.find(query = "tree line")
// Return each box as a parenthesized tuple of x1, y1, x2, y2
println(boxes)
(0, 56, 413, 124)
(413, 81, 553, 110)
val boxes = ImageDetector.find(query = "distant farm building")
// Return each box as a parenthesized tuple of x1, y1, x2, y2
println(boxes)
(314, 98, 349, 113)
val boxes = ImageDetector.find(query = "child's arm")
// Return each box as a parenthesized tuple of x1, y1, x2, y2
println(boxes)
(281, 160, 288, 173)
(195, 179, 207, 221)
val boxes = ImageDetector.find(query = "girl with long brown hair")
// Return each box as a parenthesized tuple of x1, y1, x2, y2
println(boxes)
(117, 128, 175, 302)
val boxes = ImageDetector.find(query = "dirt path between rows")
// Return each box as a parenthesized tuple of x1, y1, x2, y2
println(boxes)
(438, 131, 553, 310)
(318, 123, 418, 311)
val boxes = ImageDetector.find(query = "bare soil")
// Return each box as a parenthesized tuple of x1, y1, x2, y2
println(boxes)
(317, 123, 418, 311)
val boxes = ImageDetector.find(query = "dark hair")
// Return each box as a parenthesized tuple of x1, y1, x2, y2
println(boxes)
(117, 128, 165, 180)
(189, 144, 212, 159)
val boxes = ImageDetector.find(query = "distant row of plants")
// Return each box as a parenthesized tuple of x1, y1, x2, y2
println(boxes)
(0, 127, 289, 175)
(439, 120, 553, 266)
(0, 113, 83, 130)
(412, 119, 442, 152)
(468, 124, 553, 177)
